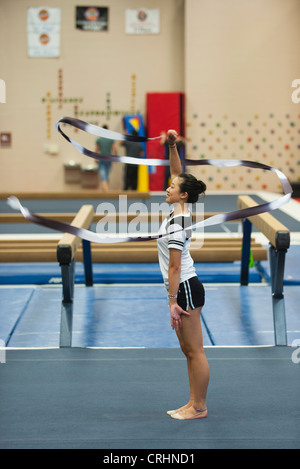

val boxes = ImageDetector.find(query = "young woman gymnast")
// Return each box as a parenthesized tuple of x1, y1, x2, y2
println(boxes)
(157, 129, 210, 420)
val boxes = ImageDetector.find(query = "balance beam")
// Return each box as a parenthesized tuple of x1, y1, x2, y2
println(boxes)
(57, 205, 94, 265)
(0, 200, 270, 348)
(238, 195, 290, 250)
(238, 195, 290, 345)
(0, 211, 238, 224)
(56, 205, 94, 348)
(0, 237, 267, 263)
(0, 191, 150, 200)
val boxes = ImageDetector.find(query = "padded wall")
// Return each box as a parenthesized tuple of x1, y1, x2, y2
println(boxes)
(146, 92, 185, 190)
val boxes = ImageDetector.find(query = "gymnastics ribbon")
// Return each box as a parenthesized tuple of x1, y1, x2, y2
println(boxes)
(7, 117, 292, 244)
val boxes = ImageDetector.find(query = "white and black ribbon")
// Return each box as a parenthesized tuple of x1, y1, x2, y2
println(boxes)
(7, 117, 292, 243)
(56, 116, 164, 166)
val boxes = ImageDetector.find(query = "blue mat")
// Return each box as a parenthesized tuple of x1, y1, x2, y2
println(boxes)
(2, 245, 299, 286)
(2, 284, 299, 348)
(257, 245, 300, 286)
(0, 262, 262, 285)
(0, 288, 35, 344)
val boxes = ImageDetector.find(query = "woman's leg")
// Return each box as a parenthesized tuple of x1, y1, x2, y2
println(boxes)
(167, 328, 194, 414)
(173, 306, 210, 419)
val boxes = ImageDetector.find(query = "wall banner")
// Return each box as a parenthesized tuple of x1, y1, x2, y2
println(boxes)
(125, 9, 160, 34)
(76, 7, 108, 31)
(27, 7, 61, 58)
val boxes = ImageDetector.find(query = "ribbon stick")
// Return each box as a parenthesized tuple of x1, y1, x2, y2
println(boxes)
(7, 117, 292, 244)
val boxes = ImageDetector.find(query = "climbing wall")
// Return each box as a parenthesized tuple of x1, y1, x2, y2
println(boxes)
(185, 112, 300, 191)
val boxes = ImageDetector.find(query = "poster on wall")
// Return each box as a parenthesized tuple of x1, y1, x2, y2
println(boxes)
(76, 7, 108, 31)
(27, 7, 61, 57)
(125, 9, 160, 34)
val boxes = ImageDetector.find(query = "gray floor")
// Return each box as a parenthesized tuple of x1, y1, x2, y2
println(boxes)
(0, 346, 299, 449)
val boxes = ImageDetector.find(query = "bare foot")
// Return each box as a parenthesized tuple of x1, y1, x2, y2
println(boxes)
(170, 405, 207, 420)
(166, 402, 192, 416)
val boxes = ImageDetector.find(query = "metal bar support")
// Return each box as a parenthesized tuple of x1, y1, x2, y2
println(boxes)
(240, 218, 252, 286)
(59, 258, 75, 347)
(82, 239, 93, 287)
(269, 244, 287, 346)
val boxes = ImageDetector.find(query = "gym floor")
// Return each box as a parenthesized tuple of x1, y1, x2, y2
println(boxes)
(0, 191, 299, 449)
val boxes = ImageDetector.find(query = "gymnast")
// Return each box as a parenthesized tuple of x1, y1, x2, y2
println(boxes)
(157, 130, 210, 420)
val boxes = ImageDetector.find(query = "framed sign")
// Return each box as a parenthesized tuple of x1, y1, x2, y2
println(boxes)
(76, 6, 108, 31)
(125, 9, 160, 34)
(27, 7, 61, 57)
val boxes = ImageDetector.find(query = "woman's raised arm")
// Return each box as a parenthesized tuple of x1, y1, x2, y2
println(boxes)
(167, 130, 182, 179)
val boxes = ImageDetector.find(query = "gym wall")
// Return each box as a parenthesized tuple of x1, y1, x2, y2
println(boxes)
(0, 0, 299, 193)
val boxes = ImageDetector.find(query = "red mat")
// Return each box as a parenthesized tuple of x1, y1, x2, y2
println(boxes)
(146, 92, 185, 190)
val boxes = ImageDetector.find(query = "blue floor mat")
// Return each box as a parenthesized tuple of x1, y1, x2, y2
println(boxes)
(0, 261, 262, 285)
(257, 245, 300, 285)
(2, 284, 299, 348)
(0, 287, 35, 344)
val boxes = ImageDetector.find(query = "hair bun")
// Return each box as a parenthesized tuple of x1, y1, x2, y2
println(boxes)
(197, 180, 206, 194)
(178, 173, 206, 203)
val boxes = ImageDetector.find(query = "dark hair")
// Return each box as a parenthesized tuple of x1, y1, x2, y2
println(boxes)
(178, 173, 206, 204)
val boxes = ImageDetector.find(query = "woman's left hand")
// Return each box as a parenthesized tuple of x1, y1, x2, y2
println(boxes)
(170, 303, 190, 330)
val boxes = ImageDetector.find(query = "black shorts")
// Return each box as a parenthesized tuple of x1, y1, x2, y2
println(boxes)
(177, 276, 205, 311)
